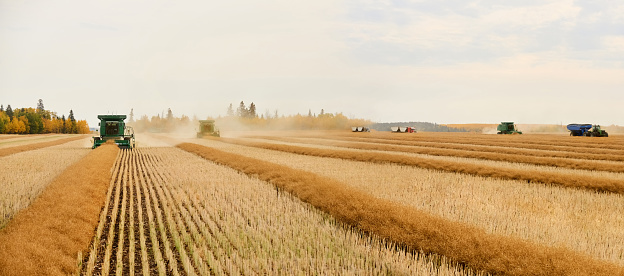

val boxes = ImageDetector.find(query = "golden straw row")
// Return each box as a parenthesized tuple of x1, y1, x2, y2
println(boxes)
(330, 132, 624, 153)
(0, 134, 88, 157)
(190, 138, 624, 266)
(250, 136, 624, 172)
(0, 139, 91, 228)
(348, 131, 624, 149)
(216, 137, 624, 194)
(177, 142, 623, 275)
(86, 147, 483, 275)
(0, 144, 118, 275)
(287, 135, 624, 162)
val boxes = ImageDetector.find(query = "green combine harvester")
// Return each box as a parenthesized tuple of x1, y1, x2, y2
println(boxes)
(197, 120, 220, 138)
(92, 115, 135, 149)
(497, 122, 522, 135)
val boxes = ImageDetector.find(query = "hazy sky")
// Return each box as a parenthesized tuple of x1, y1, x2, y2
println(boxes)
(1, 0, 623, 127)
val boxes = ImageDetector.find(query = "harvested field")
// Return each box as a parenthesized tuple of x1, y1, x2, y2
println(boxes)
(4, 131, 623, 275)
(0, 144, 118, 275)
(251, 136, 624, 172)
(0, 134, 88, 157)
(185, 137, 624, 266)
(214, 137, 624, 194)
(177, 142, 623, 275)
(0, 134, 73, 149)
(0, 138, 92, 228)
(83, 147, 483, 275)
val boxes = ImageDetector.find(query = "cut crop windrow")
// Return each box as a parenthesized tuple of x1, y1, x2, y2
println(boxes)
(0, 135, 88, 157)
(217, 138, 624, 195)
(332, 132, 624, 153)
(274, 135, 624, 162)
(0, 144, 118, 275)
(252, 136, 624, 172)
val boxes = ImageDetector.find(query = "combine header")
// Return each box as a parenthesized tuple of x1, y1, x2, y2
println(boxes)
(351, 126, 370, 132)
(197, 120, 220, 138)
(92, 115, 135, 149)
(497, 122, 522, 134)
(567, 124, 608, 137)
(391, 127, 416, 133)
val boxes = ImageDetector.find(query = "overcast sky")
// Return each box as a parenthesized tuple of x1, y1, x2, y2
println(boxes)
(1, 0, 623, 127)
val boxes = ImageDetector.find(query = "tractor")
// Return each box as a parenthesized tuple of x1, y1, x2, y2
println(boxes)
(567, 124, 608, 137)
(497, 122, 522, 134)
(197, 120, 220, 138)
(92, 115, 135, 149)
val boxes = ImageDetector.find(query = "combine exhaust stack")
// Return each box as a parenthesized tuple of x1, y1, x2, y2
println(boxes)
(92, 114, 135, 149)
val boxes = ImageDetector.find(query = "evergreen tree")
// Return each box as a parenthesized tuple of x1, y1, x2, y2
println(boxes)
(0, 105, 3, 112)
(37, 99, 44, 112)
(129, 108, 135, 123)
(248, 102, 257, 118)
(6, 105, 13, 120)
(226, 103, 234, 117)
(308, 109, 312, 117)
(61, 115, 66, 133)
(68, 109, 76, 122)
(237, 101, 247, 117)
(167, 108, 173, 121)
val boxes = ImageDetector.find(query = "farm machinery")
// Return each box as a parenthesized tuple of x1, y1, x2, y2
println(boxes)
(567, 124, 608, 137)
(92, 115, 135, 149)
(197, 120, 220, 138)
(391, 127, 416, 133)
(351, 126, 370, 132)
(497, 122, 522, 134)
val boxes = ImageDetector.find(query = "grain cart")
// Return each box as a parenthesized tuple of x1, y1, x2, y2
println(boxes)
(497, 122, 522, 134)
(197, 120, 220, 138)
(92, 114, 135, 149)
(391, 127, 416, 133)
(351, 126, 370, 132)
(568, 124, 608, 137)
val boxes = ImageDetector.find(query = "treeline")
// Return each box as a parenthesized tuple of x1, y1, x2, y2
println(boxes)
(0, 99, 90, 134)
(219, 101, 372, 130)
(128, 102, 373, 133)
(371, 122, 468, 132)
(129, 108, 193, 133)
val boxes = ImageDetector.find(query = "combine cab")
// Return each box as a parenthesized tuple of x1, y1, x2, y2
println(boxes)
(391, 127, 416, 133)
(567, 124, 608, 137)
(351, 126, 370, 132)
(497, 122, 522, 134)
(197, 120, 220, 138)
(92, 115, 135, 149)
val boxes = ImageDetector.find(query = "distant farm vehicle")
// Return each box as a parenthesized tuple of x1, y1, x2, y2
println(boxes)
(497, 122, 522, 135)
(92, 114, 135, 149)
(391, 127, 416, 133)
(197, 120, 220, 138)
(567, 124, 608, 137)
(351, 127, 370, 132)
